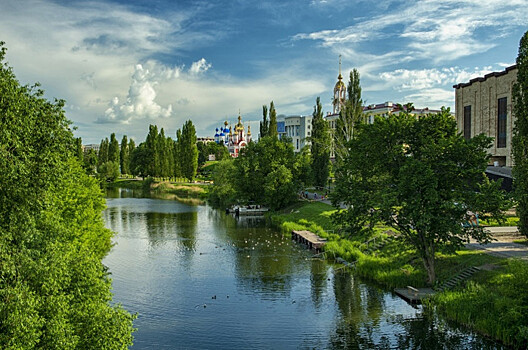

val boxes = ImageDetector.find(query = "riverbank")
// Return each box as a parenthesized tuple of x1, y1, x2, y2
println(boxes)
(269, 200, 528, 349)
(107, 178, 209, 204)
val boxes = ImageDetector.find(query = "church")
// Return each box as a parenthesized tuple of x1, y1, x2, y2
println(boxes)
(213, 113, 252, 158)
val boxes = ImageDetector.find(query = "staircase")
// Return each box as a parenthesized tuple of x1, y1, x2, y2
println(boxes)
(362, 232, 398, 255)
(436, 266, 481, 292)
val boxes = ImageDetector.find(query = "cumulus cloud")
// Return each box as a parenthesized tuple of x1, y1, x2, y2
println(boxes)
(189, 58, 212, 75)
(98, 64, 173, 124)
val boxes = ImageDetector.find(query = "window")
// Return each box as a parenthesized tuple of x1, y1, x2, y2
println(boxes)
(296, 139, 299, 149)
(497, 98, 507, 148)
(463, 106, 471, 140)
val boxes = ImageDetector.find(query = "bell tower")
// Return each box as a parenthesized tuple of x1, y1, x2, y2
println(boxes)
(333, 55, 346, 115)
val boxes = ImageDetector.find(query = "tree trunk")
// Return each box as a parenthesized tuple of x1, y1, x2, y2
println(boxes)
(422, 254, 436, 285)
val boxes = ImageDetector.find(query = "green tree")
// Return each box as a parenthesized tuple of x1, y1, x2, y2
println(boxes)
(0, 42, 134, 349)
(268, 101, 278, 138)
(83, 149, 98, 175)
(97, 161, 120, 182)
(120, 135, 129, 175)
(97, 137, 109, 168)
(180, 120, 198, 181)
(75, 137, 83, 161)
(208, 159, 237, 208)
(197, 141, 207, 167)
(512, 30, 528, 238)
(145, 125, 159, 177)
(311, 96, 330, 188)
(235, 136, 297, 209)
(260, 104, 269, 138)
(293, 146, 313, 188)
(159, 128, 170, 178)
(331, 108, 507, 285)
(128, 138, 136, 175)
(335, 69, 363, 161)
(174, 129, 182, 177)
(130, 143, 150, 179)
(108, 132, 120, 163)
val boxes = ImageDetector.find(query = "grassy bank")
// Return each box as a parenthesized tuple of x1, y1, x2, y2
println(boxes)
(107, 178, 209, 202)
(270, 200, 527, 348)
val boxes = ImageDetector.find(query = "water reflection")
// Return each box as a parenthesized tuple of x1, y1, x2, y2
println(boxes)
(103, 191, 504, 349)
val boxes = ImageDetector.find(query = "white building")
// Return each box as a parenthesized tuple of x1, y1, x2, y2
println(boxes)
(278, 115, 313, 152)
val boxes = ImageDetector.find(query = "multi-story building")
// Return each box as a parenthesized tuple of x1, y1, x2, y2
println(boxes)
(278, 115, 313, 152)
(82, 144, 100, 153)
(325, 101, 443, 128)
(453, 65, 518, 166)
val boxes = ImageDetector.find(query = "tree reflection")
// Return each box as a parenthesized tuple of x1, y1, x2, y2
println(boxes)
(144, 211, 197, 251)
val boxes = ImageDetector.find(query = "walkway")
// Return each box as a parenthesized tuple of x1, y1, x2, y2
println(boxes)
(466, 226, 528, 260)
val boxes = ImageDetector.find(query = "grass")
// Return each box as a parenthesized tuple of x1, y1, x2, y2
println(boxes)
(480, 216, 520, 227)
(431, 260, 528, 349)
(270, 199, 528, 348)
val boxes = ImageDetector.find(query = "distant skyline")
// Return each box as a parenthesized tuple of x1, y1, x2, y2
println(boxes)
(1, 0, 526, 144)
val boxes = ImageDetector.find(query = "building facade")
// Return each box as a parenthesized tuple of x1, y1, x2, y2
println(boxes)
(278, 115, 313, 152)
(453, 65, 518, 166)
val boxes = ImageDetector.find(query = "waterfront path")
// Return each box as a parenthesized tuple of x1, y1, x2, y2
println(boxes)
(466, 226, 528, 260)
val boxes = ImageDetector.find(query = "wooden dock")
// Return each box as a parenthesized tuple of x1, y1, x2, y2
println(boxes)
(291, 230, 327, 252)
(394, 286, 435, 305)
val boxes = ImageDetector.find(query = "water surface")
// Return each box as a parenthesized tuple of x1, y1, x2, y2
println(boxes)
(103, 188, 504, 349)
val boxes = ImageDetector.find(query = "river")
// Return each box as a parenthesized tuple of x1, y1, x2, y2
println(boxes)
(103, 188, 504, 349)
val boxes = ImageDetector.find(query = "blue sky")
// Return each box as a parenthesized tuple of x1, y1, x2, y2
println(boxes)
(1, 0, 527, 144)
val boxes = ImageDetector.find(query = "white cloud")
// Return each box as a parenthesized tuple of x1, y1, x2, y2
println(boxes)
(293, 0, 528, 63)
(189, 58, 212, 75)
(98, 64, 173, 124)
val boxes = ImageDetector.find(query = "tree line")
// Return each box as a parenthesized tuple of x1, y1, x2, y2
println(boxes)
(78, 120, 200, 182)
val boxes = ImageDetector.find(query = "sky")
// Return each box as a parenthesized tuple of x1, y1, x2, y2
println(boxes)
(1, 0, 527, 144)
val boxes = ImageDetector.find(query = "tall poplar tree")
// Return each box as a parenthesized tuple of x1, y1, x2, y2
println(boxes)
(145, 125, 159, 177)
(268, 101, 278, 138)
(180, 121, 198, 181)
(512, 30, 528, 238)
(260, 105, 269, 138)
(97, 137, 109, 168)
(108, 132, 119, 163)
(311, 96, 331, 188)
(128, 138, 136, 175)
(120, 135, 129, 175)
(335, 69, 363, 161)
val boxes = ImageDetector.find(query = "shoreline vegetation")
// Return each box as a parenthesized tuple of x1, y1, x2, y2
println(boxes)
(269, 199, 527, 349)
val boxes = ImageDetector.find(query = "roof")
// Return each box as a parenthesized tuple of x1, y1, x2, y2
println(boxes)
(453, 65, 517, 89)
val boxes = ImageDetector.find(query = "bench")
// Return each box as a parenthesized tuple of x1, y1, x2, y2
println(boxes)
(407, 286, 419, 297)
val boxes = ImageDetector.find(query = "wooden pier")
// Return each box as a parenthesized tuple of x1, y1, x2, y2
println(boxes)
(393, 286, 435, 305)
(291, 230, 327, 252)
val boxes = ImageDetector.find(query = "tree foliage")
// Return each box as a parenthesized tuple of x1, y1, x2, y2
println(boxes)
(311, 96, 330, 188)
(331, 108, 508, 285)
(268, 101, 278, 139)
(0, 42, 135, 349)
(335, 69, 363, 162)
(512, 30, 528, 238)
(179, 120, 198, 181)
(260, 104, 269, 138)
(120, 135, 129, 175)
(108, 132, 119, 163)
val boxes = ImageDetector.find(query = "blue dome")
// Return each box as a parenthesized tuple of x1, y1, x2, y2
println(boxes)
(219, 132, 225, 137)
(224, 127, 229, 133)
